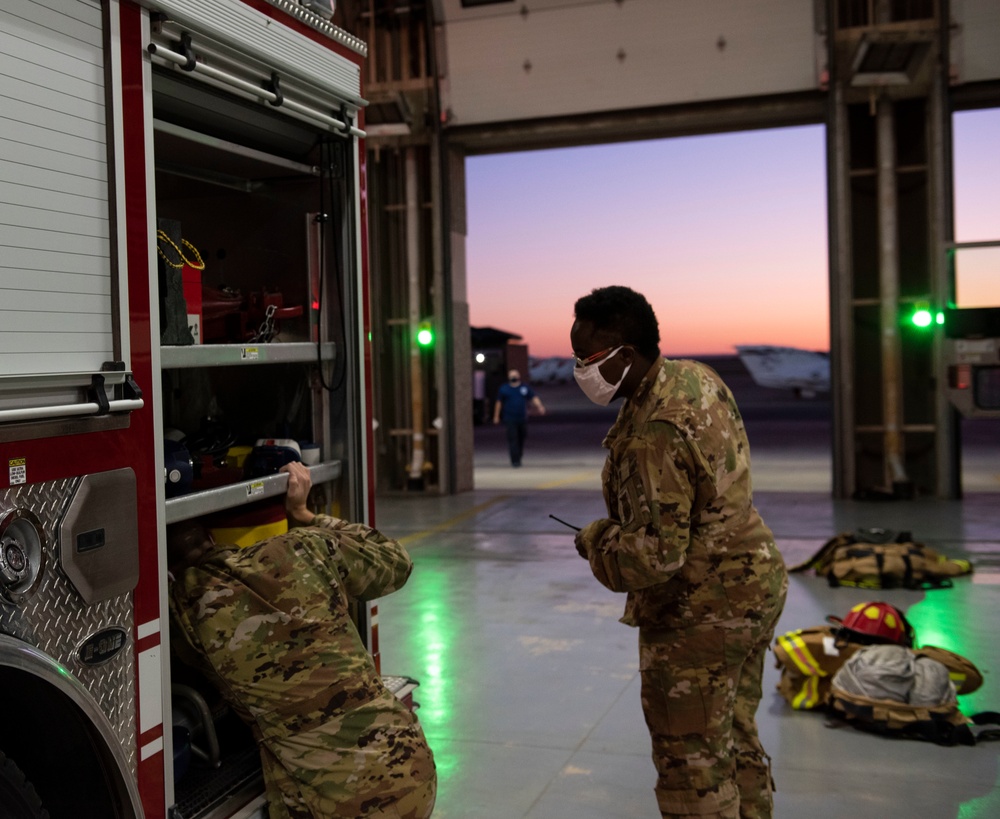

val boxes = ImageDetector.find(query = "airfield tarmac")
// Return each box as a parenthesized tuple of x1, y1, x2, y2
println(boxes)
(473, 356, 998, 494)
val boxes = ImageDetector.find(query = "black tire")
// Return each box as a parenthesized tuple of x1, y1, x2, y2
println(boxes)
(0, 750, 48, 819)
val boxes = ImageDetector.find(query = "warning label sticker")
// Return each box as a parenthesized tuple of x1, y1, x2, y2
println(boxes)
(8, 458, 26, 486)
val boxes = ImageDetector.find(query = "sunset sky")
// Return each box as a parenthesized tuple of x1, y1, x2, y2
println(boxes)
(466, 108, 1000, 359)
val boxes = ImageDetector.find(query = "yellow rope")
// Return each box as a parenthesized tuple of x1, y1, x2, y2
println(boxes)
(156, 230, 205, 270)
(156, 229, 183, 269)
(180, 238, 205, 270)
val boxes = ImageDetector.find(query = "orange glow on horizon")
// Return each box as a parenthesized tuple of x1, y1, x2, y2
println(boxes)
(481, 301, 831, 359)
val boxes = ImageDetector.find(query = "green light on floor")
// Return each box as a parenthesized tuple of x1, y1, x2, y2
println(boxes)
(908, 592, 988, 713)
(408, 567, 462, 787)
(409, 569, 456, 728)
(909, 593, 999, 816)
(959, 784, 1000, 819)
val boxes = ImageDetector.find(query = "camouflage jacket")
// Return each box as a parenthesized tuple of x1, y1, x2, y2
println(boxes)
(169, 514, 436, 818)
(576, 358, 787, 632)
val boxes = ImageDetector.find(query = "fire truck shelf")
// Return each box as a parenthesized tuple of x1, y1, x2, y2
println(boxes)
(382, 674, 420, 710)
(165, 461, 342, 524)
(160, 342, 337, 369)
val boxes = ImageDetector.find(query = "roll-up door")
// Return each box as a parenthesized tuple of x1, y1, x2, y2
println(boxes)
(144, 0, 366, 141)
(0, 0, 136, 424)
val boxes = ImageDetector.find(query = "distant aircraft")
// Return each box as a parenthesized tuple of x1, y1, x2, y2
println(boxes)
(528, 356, 575, 384)
(735, 345, 830, 398)
(529, 347, 832, 398)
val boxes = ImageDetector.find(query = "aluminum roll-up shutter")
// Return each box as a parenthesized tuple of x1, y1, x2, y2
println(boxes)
(0, 0, 140, 426)
(144, 0, 367, 139)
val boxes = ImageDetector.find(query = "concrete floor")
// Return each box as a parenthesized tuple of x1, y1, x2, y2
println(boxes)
(373, 385, 1000, 818)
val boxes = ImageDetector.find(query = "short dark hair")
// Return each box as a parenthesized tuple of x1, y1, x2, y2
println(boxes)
(166, 518, 210, 568)
(574, 286, 660, 359)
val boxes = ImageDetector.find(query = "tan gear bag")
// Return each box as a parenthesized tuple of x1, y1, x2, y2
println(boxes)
(916, 645, 984, 695)
(790, 529, 973, 590)
(828, 645, 995, 746)
(828, 688, 975, 745)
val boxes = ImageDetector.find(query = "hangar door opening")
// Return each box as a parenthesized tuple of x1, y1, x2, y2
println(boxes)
(951, 107, 1000, 495)
(465, 126, 831, 492)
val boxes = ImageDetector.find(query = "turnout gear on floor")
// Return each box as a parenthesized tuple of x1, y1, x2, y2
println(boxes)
(773, 602, 982, 711)
(829, 644, 1000, 746)
(790, 528, 973, 590)
(773, 625, 859, 710)
(916, 645, 984, 695)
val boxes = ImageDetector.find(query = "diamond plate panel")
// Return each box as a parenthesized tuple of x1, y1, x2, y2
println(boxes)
(0, 478, 137, 775)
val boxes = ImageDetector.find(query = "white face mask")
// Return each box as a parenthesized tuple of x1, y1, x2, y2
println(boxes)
(573, 346, 630, 406)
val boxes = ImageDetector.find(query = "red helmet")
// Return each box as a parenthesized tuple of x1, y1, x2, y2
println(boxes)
(828, 601, 914, 646)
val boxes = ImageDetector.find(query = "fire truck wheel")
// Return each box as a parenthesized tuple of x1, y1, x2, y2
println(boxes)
(0, 750, 48, 819)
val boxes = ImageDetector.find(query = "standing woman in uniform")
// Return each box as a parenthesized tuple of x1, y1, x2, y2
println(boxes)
(569, 285, 787, 819)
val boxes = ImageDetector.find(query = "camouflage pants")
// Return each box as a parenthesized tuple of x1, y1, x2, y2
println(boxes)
(265, 759, 436, 819)
(638, 598, 786, 816)
(266, 770, 436, 819)
(259, 719, 437, 819)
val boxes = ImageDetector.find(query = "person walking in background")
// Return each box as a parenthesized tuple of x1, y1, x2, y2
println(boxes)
(569, 285, 787, 819)
(493, 368, 546, 467)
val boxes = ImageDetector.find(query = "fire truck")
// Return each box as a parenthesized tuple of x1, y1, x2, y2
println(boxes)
(0, 1, 378, 816)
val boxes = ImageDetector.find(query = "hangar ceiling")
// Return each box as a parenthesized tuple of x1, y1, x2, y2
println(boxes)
(435, 0, 824, 127)
(430, 0, 999, 146)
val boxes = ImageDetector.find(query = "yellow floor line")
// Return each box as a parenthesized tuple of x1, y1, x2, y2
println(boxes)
(398, 495, 509, 546)
(536, 471, 599, 489)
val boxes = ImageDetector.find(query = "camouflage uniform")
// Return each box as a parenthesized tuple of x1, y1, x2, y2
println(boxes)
(576, 358, 787, 818)
(169, 514, 437, 819)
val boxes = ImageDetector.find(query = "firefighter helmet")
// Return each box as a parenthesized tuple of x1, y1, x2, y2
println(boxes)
(827, 601, 914, 647)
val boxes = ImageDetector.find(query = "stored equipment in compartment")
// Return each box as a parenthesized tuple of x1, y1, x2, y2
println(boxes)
(0, 2, 378, 819)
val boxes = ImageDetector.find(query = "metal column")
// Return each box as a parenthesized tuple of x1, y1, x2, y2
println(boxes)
(826, 0, 958, 498)
(875, 98, 909, 491)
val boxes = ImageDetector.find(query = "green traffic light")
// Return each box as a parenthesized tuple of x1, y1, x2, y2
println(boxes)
(417, 325, 434, 346)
